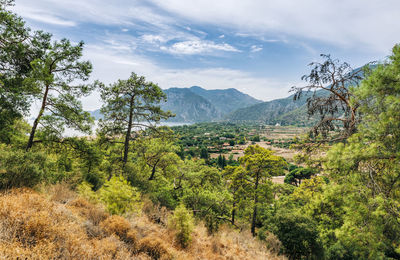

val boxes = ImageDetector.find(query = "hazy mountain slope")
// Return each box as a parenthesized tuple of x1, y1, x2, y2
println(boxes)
(225, 91, 318, 125)
(161, 88, 221, 122)
(226, 66, 369, 125)
(189, 86, 262, 115)
(90, 87, 261, 123)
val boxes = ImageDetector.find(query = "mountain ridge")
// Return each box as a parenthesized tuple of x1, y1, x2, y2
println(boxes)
(90, 86, 262, 123)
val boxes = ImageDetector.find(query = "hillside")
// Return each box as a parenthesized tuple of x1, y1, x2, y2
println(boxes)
(161, 88, 222, 122)
(189, 86, 262, 115)
(0, 187, 283, 260)
(225, 92, 313, 125)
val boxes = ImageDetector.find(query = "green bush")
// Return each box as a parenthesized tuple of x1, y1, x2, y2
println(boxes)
(271, 211, 324, 259)
(168, 204, 194, 248)
(99, 175, 142, 215)
(0, 148, 47, 189)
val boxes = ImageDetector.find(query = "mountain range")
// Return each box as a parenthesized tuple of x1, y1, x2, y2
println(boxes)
(224, 91, 318, 125)
(90, 86, 263, 123)
(161, 86, 262, 122)
(89, 86, 319, 125)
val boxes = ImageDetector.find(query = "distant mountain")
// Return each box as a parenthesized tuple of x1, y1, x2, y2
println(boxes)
(161, 88, 222, 122)
(226, 66, 370, 125)
(189, 86, 262, 115)
(225, 91, 322, 126)
(90, 86, 262, 123)
(162, 86, 261, 122)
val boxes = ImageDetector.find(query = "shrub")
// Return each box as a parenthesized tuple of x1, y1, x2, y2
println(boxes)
(0, 148, 47, 189)
(98, 175, 142, 215)
(270, 210, 324, 259)
(258, 228, 282, 254)
(68, 197, 108, 225)
(100, 215, 137, 249)
(168, 204, 194, 248)
(138, 237, 172, 260)
(100, 215, 131, 238)
(77, 181, 98, 202)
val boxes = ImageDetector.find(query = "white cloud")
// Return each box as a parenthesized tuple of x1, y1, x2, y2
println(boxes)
(141, 34, 168, 44)
(250, 45, 263, 53)
(12, 0, 400, 54)
(80, 44, 289, 110)
(149, 0, 400, 54)
(13, 0, 170, 27)
(161, 40, 240, 55)
(12, 6, 76, 26)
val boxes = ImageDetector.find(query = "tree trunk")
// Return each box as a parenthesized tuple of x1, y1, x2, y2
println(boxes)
(148, 159, 160, 180)
(149, 164, 156, 180)
(231, 200, 236, 225)
(251, 172, 260, 236)
(26, 85, 49, 151)
(123, 96, 134, 165)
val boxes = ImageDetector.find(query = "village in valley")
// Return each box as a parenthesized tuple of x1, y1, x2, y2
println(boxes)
(172, 123, 307, 165)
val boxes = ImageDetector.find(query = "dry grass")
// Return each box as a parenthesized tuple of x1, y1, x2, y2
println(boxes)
(0, 188, 132, 259)
(0, 187, 284, 259)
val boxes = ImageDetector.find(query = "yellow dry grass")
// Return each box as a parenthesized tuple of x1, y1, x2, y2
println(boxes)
(0, 187, 284, 259)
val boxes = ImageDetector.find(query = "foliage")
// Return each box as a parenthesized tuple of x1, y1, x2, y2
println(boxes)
(291, 54, 368, 141)
(98, 175, 142, 215)
(0, 2, 51, 143)
(317, 44, 400, 258)
(168, 204, 194, 248)
(99, 72, 173, 164)
(270, 210, 323, 259)
(134, 137, 180, 181)
(240, 145, 287, 236)
(24, 38, 95, 150)
(178, 159, 232, 234)
(0, 147, 47, 189)
(284, 167, 316, 186)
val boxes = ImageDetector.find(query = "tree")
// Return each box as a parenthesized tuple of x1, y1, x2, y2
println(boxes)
(168, 204, 194, 248)
(0, 1, 51, 143)
(271, 210, 323, 259)
(135, 137, 180, 180)
(97, 175, 141, 215)
(223, 165, 250, 225)
(99, 72, 173, 165)
(177, 159, 231, 234)
(240, 145, 286, 236)
(24, 39, 94, 150)
(217, 154, 226, 169)
(291, 54, 369, 141)
(199, 146, 209, 160)
(284, 167, 316, 186)
(321, 44, 400, 258)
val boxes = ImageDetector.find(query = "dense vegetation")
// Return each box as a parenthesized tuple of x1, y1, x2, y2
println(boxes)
(1, 1, 400, 259)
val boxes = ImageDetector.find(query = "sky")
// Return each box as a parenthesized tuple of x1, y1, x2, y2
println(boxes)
(11, 0, 400, 110)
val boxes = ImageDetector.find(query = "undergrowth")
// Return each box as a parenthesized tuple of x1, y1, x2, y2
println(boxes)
(0, 185, 284, 259)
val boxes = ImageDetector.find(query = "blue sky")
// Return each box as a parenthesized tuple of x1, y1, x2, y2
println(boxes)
(12, 0, 400, 110)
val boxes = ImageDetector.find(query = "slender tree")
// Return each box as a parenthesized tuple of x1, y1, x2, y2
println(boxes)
(99, 72, 173, 165)
(291, 54, 370, 141)
(0, 0, 51, 142)
(223, 165, 250, 225)
(24, 39, 94, 150)
(240, 145, 286, 236)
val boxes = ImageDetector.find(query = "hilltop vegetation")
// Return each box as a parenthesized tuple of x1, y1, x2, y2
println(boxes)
(1, 1, 400, 259)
